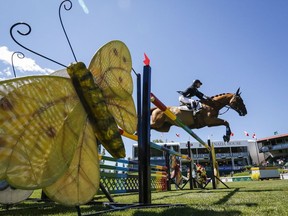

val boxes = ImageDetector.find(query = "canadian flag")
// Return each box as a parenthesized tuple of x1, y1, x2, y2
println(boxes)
(252, 133, 257, 139)
(244, 131, 249, 136)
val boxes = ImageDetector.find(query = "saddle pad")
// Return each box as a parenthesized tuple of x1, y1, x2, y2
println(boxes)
(179, 105, 193, 111)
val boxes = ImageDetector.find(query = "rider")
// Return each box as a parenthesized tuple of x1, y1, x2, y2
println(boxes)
(178, 79, 210, 115)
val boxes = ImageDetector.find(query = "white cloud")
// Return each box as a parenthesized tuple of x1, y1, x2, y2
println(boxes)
(0, 46, 54, 77)
(4, 67, 12, 77)
(0, 67, 12, 81)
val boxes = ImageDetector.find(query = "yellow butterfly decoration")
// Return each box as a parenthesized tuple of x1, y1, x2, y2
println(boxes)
(0, 40, 137, 206)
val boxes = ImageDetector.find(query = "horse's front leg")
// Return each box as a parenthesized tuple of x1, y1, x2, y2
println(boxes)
(223, 125, 232, 142)
(206, 118, 231, 142)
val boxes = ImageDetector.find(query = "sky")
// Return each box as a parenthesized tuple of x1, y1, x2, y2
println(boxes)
(1, 0, 288, 159)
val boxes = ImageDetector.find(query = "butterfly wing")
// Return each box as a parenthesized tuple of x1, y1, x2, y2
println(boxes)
(0, 76, 84, 189)
(88, 40, 137, 134)
(106, 97, 138, 134)
(43, 116, 99, 206)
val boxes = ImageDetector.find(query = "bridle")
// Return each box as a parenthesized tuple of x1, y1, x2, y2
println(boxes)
(219, 106, 231, 115)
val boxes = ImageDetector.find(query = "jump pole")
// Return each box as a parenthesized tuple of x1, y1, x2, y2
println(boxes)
(138, 59, 151, 204)
(187, 141, 194, 189)
(150, 93, 210, 151)
(119, 129, 192, 161)
(164, 144, 171, 191)
(208, 139, 217, 189)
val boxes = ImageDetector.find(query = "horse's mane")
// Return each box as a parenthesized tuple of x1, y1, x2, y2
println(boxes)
(211, 93, 232, 99)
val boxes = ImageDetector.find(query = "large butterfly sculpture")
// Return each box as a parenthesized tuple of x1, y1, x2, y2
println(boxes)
(0, 40, 137, 206)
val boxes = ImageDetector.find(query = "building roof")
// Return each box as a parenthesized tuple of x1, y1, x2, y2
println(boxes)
(257, 133, 288, 142)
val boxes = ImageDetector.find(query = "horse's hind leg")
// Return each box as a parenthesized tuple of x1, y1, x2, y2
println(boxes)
(151, 122, 172, 132)
(151, 118, 172, 132)
(150, 111, 172, 132)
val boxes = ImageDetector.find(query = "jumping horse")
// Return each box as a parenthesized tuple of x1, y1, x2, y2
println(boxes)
(150, 88, 247, 142)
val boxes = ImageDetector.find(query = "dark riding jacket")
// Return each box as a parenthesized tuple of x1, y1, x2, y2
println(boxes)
(182, 85, 205, 100)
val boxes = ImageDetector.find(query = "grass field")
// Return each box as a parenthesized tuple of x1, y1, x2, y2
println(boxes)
(1, 180, 288, 216)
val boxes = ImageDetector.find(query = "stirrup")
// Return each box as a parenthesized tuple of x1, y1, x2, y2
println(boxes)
(193, 109, 201, 116)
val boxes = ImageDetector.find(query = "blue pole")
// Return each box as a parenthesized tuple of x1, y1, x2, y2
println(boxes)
(138, 64, 151, 204)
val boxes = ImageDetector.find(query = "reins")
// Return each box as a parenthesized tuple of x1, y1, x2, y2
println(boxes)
(218, 106, 231, 115)
(201, 94, 232, 116)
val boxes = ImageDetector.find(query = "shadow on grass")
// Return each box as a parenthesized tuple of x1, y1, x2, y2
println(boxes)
(94, 192, 139, 200)
(152, 191, 193, 201)
(80, 204, 242, 216)
(130, 205, 242, 216)
(0, 203, 82, 216)
(236, 189, 284, 193)
(214, 188, 240, 205)
(0, 201, 243, 216)
(224, 203, 258, 207)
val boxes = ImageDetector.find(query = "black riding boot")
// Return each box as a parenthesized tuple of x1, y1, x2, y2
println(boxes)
(193, 108, 202, 116)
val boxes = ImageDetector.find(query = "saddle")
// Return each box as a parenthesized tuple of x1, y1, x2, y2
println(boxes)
(179, 102, 192, 111)
(179, 101, 202, 112)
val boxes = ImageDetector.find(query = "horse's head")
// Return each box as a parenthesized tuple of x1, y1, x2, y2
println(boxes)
(229, 88, 247, 116)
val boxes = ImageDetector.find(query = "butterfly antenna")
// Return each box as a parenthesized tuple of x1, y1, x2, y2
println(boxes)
(10, 22, 67, 68)
(11, 51, 25, 78)
(59, 0, 78, 62)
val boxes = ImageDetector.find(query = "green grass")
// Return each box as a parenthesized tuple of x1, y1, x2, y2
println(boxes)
(1, 180, 288, 216)
(231, 171, 251, 176)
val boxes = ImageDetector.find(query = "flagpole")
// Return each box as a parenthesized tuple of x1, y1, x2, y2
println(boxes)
(254, 137, 260, 165)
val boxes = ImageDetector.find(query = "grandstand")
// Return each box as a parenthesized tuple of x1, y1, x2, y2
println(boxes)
(180, 140, 258, 175)
(257, 133, 288, 167)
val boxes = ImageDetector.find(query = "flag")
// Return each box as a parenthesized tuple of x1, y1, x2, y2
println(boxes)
(231, 132, 234, 136)
(274, 131, 278, 135)
(176, 133, 180, 137)
(252, 133, 256, 139)
(143, 53, 150, 66)
(244, 131, 249, 136)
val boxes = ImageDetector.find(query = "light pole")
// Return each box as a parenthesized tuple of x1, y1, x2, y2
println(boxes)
(254, 138, 260, 165)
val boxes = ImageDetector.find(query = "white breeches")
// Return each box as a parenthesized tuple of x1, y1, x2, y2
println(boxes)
(179, 95, 191, 104)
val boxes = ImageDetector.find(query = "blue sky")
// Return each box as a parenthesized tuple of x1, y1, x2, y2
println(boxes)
(1, 0, 288, 158)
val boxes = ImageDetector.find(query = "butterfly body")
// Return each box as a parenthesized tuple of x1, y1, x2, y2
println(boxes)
(67, 62, 125, 158)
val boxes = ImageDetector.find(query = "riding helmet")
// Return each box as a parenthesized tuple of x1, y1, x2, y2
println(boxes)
(193, 79, 202, 85)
